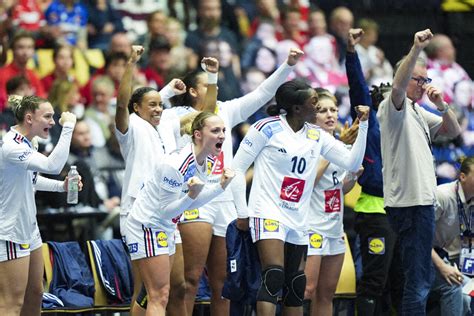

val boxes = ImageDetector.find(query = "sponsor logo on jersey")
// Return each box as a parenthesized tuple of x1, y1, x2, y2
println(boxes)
(183, 209, 199, 220)
(278, 148, 287, 154)
(368, 238, 385, 255)
(280, 176, 305, 202)
(19, 244, 30, 250)
(183, 164, 196, 182)
(18, 150, 32, 161)
(263, 219, 279, 232)
(128, 243, 138, 253)
(156, 231, 168, 248)
(324, 189, 341, 213)
(306, 129, 320, 141)
(211, 152, 224, 175)
(243, 138, 253, 147)
(163, 176, 182, 188)
(279, 201, 299, 211)
(309, 233, 323, 249)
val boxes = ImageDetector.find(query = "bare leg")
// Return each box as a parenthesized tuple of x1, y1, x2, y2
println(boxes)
(167, 243, 187, 316)
(135, 255, 171, 316)
(20, 248, 43, 316)
(130, 259, 146, 316)
(304, 255, 322, 315)
(313, 254, 344, 316)
(206, 235, 229, 315)
(0, 255, 29, 315)
(180, 222, 213, 316)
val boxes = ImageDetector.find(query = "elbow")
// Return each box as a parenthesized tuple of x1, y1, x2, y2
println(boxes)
(349, 165, 360, 173)
(49, 164, 63, 175)
(449, 126, 462, 139)
(439, 123, 462, 139)
(453, 125, 462, 138)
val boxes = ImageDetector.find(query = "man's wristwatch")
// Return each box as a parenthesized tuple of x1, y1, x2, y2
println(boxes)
(438, 102, 450, 114)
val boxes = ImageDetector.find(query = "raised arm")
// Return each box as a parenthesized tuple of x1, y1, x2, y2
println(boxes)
(160, 79, 187, 108)
(391, 29, 433, 109)
(223, 48, 304, 127)
(13, 113, 76, 174)
(323, 106, 369, 172)
(200, 57, 219, 113)
(346, 29, 373, 119)
(116, 45, 143, 134)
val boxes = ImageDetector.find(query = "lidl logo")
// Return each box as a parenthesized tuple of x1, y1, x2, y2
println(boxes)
(309, 233, 323, 249)
(156, 232, 168, 248)
(184, 209, 199, 220)
(368, 238, 385, 255)
(263, 219, 279, 232)
(307, 129, 320, 141)
(19, 244, 30, 250)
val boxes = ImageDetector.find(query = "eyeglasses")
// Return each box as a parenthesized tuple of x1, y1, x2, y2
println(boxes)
(411, 77, 432, 87)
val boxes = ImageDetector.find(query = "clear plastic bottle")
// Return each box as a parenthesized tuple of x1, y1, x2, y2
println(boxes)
(67, 165, 79, 204)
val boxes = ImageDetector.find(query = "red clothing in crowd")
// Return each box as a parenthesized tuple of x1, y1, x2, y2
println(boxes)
(0, 63, 46, 112)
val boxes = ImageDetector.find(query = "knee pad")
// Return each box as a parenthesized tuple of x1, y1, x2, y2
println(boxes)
(136, 285, 148, 309)
(283, 271, 306, 307)
(256, 265, 285, 304)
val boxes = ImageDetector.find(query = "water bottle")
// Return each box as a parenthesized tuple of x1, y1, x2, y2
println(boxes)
(67, 165, 79, 204)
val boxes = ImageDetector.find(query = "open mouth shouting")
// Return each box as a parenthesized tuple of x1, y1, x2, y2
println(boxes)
(213, 141, 224, 155)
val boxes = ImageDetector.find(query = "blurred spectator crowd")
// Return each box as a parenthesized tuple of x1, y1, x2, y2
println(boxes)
(0, 0, 473, 218)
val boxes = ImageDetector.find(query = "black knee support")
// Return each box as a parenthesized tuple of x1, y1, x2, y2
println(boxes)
(283, 271, 306, 307)
(256, 265, 285, 304)
(136, 284, 148, 308)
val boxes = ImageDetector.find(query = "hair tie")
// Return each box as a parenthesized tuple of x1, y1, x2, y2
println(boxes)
(7, 95, 23, 110)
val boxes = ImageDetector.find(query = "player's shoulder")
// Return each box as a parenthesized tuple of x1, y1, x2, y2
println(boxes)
(252, 116, 284, 138)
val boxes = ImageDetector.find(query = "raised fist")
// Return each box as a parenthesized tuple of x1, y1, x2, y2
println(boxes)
(355, 105, 370, 121)
(287, 48, 304, 66)
(348, 28, 364, 50)
(201, 57, 219, 73)
(168, 78, 187, 95)
(130, 45, 144, 63)
(59, 111, 77, 126)
(414, 29, 433, 49)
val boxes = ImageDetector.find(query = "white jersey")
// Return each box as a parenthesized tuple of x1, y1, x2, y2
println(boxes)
(115, 111, 179, 216)
(0, 124, 73, 243)
(129, 143, 224, 229)
(308, 156, 348, 238)
(233, 117, 369, 231)
(237, 115, 338, 230)
(166, 62, 295, 203)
